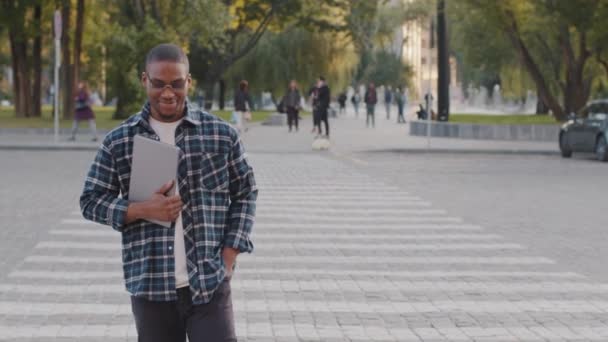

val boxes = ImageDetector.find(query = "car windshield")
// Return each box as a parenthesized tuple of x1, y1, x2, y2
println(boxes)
(579, 102, 608, 119)
(590, 113, 608, 120)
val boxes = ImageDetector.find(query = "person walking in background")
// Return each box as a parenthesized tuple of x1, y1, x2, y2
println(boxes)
(364, 82, 377, 128)
(316, 76, 331, 138)
(284, 80, 301, 132)
(68, 81, 97, 142)
(395, 86, 407, 124)
(338, 92, 347, 115)
(384, 85, 393, 120)
(233, 80, 254, 133)
(80, 43, 257, 342)
(308, 83, 320, 134)
(351, 89, 361, 117)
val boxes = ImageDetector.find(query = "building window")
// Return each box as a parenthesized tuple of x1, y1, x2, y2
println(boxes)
(421, 57, 427, 65)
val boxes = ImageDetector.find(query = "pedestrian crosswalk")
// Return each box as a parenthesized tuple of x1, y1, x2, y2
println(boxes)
(3, 153, 608, 341)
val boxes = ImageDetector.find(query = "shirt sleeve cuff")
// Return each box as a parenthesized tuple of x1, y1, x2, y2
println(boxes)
(108, 198, 129, 232)
(224, 232, 254, 254)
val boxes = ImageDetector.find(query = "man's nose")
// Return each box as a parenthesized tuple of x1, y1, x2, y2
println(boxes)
(159, 87, 176, 98)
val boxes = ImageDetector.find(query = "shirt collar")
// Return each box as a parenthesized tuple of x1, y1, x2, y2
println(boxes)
(130, 100, 201, 129)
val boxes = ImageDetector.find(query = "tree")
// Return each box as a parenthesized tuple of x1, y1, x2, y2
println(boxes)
(188, 0, 365, 109)
(345, 0, 430, 85)
(224, 27, 358, 98)
(456, 0, 608, 121)
(102, 0, 227, 118)
(1, 0, 34, 117)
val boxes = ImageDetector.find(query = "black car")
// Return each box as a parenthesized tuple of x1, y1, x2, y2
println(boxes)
(559, 100, 608, 161)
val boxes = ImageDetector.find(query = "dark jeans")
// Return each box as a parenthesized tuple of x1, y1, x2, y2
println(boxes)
(397, 103, 406, 123)
(286, 106, 299, 131)
(366, 104, 375, 127)
(314, 107, 329, 136)
(131, 279, 236, 342)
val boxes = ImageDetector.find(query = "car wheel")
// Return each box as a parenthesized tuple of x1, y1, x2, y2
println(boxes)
(559, 133, 572, 158)
(595, 135, 608, 162)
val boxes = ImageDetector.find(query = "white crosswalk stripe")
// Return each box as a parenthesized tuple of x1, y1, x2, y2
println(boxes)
(4, 323, 608, 341)
(34, 240, 525, 251)
(24, 254, 556, 265)
(6, 280, 608, 295)
(50, 229, 504, 240)
(9, 269, 585, 280)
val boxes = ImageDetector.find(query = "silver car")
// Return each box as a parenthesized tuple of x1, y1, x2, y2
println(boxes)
(559, 100, 608, 162)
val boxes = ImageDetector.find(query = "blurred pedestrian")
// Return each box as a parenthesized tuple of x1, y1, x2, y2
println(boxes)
(338, 92, 347, 115)
(395, 86, 407, 124)
(316, 76, 331, 138)
(284, 80, 301, 132)
(364, 82, 377, 128)
(69, 81, 97, 142)
(351, 89, 361, 117)
(233, 80, 253, 133)
(384, 85, 393, 120)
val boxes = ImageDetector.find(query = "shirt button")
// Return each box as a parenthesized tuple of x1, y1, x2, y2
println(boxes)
(169, 246, 173, 251)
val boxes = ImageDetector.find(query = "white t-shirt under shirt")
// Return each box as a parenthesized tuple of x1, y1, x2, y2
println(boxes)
(148, 116, 189, 289)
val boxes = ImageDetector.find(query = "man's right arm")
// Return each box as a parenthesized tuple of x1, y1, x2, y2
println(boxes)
(80, 140, 182, 231)
(80, 139, 130, 232)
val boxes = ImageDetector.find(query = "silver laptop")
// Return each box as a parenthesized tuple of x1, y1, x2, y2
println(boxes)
(128, 134, 180, 227)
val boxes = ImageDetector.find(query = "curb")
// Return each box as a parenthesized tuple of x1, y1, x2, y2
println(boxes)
(0, 143, 99, 151)
(0, 143, 560, 155)
(361, 148, 560, 156)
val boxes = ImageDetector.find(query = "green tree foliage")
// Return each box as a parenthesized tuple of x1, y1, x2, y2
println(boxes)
(362, 50, 412, 88)
(188, 0, 349, 108)
(102, 0, 227, 118)
(223, 27, 357, 98)
(346, 0, 430, 86)
(451, 0, 608, 121)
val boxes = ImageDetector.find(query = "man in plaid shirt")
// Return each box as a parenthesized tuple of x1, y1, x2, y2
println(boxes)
(80, 44, 257, 341)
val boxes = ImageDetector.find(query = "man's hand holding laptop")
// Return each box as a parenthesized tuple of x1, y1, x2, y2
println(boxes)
(125, 180, 182, 224)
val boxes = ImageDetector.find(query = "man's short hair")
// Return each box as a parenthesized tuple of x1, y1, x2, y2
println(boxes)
(319, 76, 326, 82)
(145, 44, 189, 72)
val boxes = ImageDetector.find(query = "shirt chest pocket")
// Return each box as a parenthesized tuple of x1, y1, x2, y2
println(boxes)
(189, 152, 230, 192)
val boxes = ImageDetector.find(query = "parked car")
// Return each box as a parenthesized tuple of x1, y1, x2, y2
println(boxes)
(559, 100, 608, 161)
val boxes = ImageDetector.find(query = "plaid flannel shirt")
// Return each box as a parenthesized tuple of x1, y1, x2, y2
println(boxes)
(80, 102, 257, 304)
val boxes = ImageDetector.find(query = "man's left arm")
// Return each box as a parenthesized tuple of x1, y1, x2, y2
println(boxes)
(223, 133, 258, 276)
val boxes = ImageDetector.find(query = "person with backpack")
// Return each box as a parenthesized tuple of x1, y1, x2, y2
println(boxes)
(364, 82, 378, 128)
(68, 81, 97, 142)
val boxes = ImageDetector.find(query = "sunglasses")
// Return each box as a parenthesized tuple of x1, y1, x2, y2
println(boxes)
(146, 73, 189, 91)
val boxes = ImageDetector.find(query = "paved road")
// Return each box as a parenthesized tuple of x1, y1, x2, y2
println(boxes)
(0, 113, 607, 341)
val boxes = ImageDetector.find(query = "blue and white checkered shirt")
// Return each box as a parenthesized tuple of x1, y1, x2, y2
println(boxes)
(80, 102, 257, 304)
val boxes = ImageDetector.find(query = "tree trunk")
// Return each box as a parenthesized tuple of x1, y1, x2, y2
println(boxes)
(204, 82, 215, 110)
(73, 0, 85, 87)
(61, 0, 74, 120)
(219, 79, 225, 110)
(536, 93, 548, 115)
(559, 29, 591, 115)
(31, 4, 42, 118)
(9, 31, 31, 118)
(503, 10, 566, 121)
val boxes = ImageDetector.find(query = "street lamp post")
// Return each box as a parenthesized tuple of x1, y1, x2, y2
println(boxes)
(437, 0, 450, 121)
(53, 10, 62, 143)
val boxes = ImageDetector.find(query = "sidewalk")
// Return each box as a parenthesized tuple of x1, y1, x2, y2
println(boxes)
(0, 109, 559, 154)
